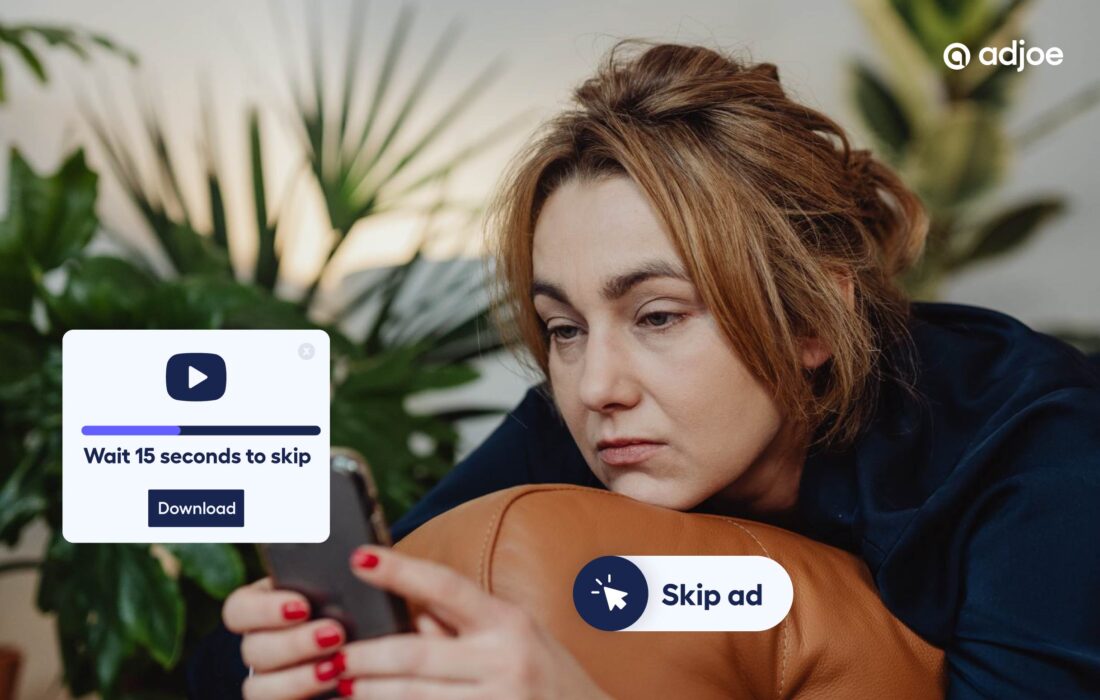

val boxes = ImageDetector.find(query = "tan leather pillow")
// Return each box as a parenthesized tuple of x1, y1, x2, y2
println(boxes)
(395, 484, 944, 699)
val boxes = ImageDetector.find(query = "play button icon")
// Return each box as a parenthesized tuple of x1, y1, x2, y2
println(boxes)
(166, 353, 226, 401)
(189, 366, 207, 389)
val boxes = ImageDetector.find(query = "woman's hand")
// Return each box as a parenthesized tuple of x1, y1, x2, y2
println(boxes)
(337, 545, 611, 699)
(222, 578, 348, 699)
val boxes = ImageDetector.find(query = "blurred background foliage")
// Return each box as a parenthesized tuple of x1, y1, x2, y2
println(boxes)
(850, 0, 1100, 350)
(0, 4, 519, 697)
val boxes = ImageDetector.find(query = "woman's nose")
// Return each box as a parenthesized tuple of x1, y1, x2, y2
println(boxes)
(577, 329, 640, 413)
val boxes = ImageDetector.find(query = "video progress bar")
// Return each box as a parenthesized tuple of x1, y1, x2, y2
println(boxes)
(81, 425, 321, 436)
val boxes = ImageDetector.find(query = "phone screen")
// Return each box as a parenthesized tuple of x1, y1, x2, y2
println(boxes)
(260, 449, 412, 640)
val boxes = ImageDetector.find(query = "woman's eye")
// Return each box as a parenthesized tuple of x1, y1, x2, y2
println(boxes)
(546, 325, 581, 342)
(639, 311, 683, 329)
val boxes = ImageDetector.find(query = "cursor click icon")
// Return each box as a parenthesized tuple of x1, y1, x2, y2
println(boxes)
(593, 574, 628, 611)
(603, 585, 628, 611)
(573, 556, 648, 631)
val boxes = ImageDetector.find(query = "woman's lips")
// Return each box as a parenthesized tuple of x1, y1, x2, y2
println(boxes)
(597, 442, 665, 466)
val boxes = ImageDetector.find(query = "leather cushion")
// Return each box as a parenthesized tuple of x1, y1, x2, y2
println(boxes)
(395, 484, 944, 699)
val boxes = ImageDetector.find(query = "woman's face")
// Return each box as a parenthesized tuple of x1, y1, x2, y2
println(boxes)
(532, 175, 801, 513)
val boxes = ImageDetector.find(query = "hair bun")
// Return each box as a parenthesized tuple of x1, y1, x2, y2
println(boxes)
(573, 41, 784, 124)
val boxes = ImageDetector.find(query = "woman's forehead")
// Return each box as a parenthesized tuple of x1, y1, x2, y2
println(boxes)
(532, 177, 683, 275)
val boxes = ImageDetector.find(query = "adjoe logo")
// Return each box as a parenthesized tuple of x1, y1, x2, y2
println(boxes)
(943, 39, 1064, 72)
(943, 42, 971, 70)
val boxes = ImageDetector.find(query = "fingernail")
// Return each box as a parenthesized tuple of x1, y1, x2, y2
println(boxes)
(337, 678, 355, 697)
(315, 626, 341, 649)
(332, 651, 347, 674)
(314, 652, 345, 681)
(351, 548, 379, 569)
(281, 600, 309, 621)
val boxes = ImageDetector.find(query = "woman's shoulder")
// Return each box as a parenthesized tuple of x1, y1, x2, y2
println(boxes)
(868, 301, 1100, 484)
(839, 302, 1100, 648)
(840, 300, 1100, 555)
(907, 301, 1100, 396)
(892, 302, 1100, 453)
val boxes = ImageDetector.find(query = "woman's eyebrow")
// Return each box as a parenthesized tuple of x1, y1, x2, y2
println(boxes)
(531, 259, 691, 306)
(530, 280, 573, 306)
(601, 260, 692, 300)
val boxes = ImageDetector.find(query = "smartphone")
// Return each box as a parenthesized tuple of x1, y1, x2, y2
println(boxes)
(260, 448, 412, 640)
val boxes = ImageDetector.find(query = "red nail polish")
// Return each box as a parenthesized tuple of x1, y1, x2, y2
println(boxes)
(282, 600, 309, 621)
(315, 653, 344, 682)
(315, 626, 341, 649)
(337, 677, 355, 697)
(332, 651, 347, 674)
(351, 549, 379, 569)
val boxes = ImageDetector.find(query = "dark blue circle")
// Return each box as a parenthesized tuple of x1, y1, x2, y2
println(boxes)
(572, 556, 648, 631)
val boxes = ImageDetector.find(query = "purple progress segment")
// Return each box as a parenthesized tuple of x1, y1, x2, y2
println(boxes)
(83, 425, 180, 436)
(81, 425, 321, 436)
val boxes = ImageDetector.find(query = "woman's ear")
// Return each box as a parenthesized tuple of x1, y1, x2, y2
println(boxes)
(800, 338, 832, 370)
(799, 272, 855, 370)
(832, 270, 855, 311)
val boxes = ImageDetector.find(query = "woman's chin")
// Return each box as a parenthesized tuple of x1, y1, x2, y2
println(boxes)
(604, 474, 702, 512)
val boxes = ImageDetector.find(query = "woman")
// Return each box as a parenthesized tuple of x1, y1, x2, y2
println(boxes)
(196, 42, 1100, 699)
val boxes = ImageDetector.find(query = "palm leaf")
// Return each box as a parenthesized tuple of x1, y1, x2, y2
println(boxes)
(287, 3, 524, 309)
(198, 84, 230, 251)
(0, 23, 136, 102)
(346, 15, 462, 188)
(346, 5, 416, 172)
(81, 89, 230, 277)
(249, 109, 279, 289)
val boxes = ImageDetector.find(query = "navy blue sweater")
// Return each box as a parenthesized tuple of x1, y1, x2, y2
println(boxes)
(189, 302, 1100, 699)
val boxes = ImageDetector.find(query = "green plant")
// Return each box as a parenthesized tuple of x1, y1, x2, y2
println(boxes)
(1, 5, 522, 697)
(0, 20, 136, 103)
(0, 148, 232, 699)
(850, 0, 1100, 303)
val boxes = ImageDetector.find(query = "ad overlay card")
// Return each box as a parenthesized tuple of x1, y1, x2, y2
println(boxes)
(63, 330, 330, 543)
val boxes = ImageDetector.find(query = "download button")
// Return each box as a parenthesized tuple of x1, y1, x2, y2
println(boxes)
(148, 489, 244, 527)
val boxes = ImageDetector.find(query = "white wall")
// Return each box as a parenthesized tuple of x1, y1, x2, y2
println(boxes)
(1, 1, 1097, 697)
